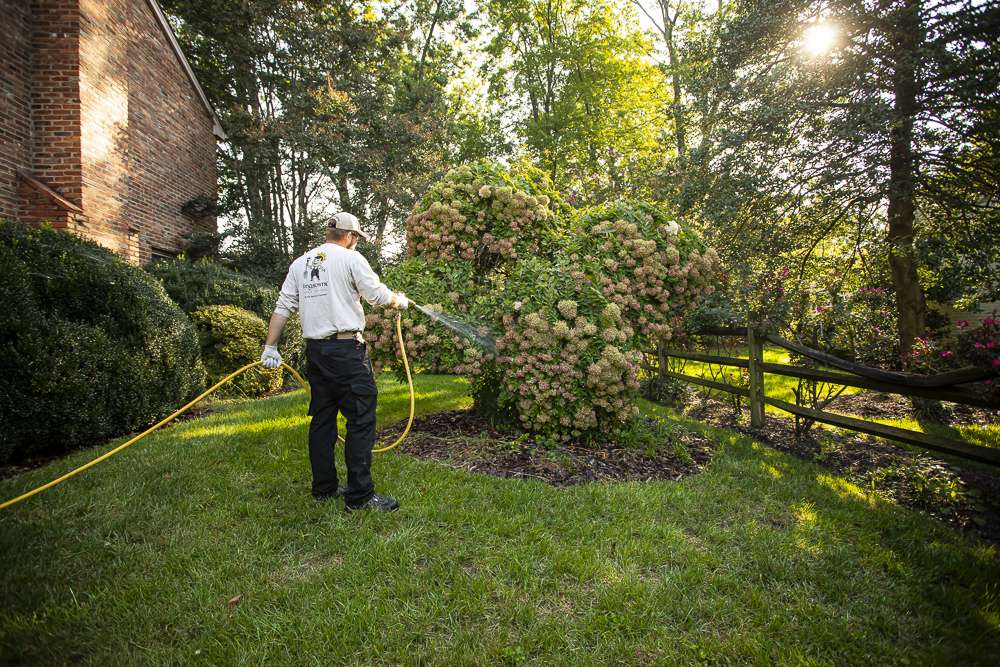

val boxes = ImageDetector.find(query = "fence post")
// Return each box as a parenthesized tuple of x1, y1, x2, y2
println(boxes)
(747, 324, 765, 427)
(657, 341, 668, 379)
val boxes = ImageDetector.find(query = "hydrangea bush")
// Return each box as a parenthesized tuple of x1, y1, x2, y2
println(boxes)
(404, 160, 564, 275)
(482, 256, 643, 442)
(371, 166, 721, 444)
(365, 258, 480, 376)
(569, 200, 722, 349)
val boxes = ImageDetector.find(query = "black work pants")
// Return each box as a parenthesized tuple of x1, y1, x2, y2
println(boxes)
(305, 338, 378, 506)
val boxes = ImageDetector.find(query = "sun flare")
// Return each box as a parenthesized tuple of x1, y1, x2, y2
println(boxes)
(802, 23, 837, 57)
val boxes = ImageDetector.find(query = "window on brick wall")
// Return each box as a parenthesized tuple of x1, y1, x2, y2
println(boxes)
(150, 247, 179, 265)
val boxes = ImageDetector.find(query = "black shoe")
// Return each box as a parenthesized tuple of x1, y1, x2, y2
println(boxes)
(313, 485, 348, 502)
(344, 493, 399, 513)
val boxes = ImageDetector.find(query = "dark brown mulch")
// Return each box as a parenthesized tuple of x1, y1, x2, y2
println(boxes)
(829, 391, 998, 427)
(679, 393, 1000, 545)
(379, 409, 715, 486)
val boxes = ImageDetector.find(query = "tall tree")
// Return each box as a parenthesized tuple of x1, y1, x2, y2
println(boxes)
(677, 0, 1000, 361)
(161, 0, 470, 276)
(481, 0, 669, 201)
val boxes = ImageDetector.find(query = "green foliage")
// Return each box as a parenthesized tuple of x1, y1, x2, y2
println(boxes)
(640, 374, 690, 406)
(149, 257, 278, 320)
(190, 305, 282, 398)
(790, 285, 901, 368)
(0, 222, 205, 463)
(161, 0, 477, 271)
(404, 161, 564, 275)
(670, 0, 1000, 354)
(481, 0, 668, 200)
(150, 258, 306, 379)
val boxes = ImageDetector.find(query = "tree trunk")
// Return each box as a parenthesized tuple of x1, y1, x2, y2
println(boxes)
(886, 0, 926, 363)
(659, 1, 686, 161)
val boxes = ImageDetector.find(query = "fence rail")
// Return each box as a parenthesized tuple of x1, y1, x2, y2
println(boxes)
(655, 326, 1000, 467)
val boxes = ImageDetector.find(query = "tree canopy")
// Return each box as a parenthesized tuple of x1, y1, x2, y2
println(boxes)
(163, 0, 1000, 369)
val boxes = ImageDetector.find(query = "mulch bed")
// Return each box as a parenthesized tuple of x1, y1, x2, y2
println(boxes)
(380, 409, 716, 486)
(680, 392, 1000, 545)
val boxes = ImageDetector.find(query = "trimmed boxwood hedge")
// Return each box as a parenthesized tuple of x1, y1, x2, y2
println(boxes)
(149, 257, 305, 378)
(149, 257, 279, 320)
(0, 222, 205, 463)
(190, 305, 283, 398)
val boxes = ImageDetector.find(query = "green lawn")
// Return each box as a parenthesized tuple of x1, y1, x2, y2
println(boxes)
(1, 374, 999, 664)
(668, 345, 1000, 450)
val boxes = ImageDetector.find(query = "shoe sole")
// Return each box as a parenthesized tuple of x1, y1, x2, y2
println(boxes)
(344, 504, 399, 513)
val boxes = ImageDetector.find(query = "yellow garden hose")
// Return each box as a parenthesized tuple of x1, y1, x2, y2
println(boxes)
(373, 313, 415, 453)
(0, 313, 415, 511)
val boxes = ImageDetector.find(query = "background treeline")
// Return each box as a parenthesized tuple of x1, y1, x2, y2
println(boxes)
(160, 0, 1000, 371)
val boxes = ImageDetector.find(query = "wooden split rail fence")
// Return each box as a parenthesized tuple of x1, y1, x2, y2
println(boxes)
(653, 326, 1000, 467)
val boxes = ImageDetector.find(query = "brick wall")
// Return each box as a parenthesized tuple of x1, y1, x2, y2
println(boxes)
(0, 0, 217, 264)
(0, 1, 34, 221)
(123, 0, 217, 264)
(1, 0, 85, 228)
(79, 0, 133, 256)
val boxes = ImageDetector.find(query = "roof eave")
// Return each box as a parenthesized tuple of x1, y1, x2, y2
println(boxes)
(146, 0, 227, 141)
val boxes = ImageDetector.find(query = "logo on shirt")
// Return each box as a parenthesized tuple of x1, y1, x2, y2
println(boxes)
(304, 252, 327, 282)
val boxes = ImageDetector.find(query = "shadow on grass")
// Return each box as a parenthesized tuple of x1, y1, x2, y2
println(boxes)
(0, 378, 997, 663)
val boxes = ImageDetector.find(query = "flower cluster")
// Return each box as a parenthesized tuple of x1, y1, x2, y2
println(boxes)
(364, 259, 479, 377)
(404, 161, 563, 276)
(569, 200, 722, 349)
(486, 257, 642, 441)
(901, 316, 1000, 388)
(955, 316, 1000, 372)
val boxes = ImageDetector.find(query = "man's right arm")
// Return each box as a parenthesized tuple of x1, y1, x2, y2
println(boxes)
(262, 264, 298, 368)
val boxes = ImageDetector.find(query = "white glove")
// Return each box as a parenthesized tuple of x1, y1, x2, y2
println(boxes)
(261, 345, 282, 369)
(391, 292, 410, 310)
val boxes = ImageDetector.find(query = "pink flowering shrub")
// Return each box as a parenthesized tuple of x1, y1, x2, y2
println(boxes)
(568, 200, 723, 350)
(405, 161, 564, 276)
(365, 259, 478, 376)
(956, 316, 1000, 371)
(901, 316, 1000, 397)
(477, 256, 643, 442)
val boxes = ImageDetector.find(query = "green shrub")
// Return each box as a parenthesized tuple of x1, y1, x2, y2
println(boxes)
(0, 222, 205, 463)
(149, 257, 278, 320)
(640, 374, 690, 405)
(149, 257, 305, 379)
(190, 305, 282, 398)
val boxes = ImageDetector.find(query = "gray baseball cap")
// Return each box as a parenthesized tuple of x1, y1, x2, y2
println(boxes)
(328, 211, 369, 241)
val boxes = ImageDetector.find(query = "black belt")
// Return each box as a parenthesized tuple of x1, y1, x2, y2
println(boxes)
(309, 330, 363, 342)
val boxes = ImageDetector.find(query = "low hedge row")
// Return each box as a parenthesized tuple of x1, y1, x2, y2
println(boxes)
(0, 222, 206, 463)
(151, 257, 305, 377)
(191, 305, 286, 398)
(149, 257, 279, 321)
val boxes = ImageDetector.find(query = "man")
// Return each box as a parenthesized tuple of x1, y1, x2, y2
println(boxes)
(260, 212, 409, 512)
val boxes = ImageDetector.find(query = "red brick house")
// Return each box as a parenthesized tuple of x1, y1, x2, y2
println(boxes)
(0, 0, 224, 264)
